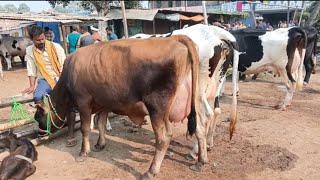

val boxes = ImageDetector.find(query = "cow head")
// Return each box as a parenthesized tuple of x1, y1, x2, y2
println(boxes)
(34, 101, 52, 133)
(0, 130, 19, 152)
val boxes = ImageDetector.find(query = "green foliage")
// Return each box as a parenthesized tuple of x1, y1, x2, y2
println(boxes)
(18, 3, 31, 13)
(125, 1, 140, 9)
(4, 4, 18, 13)
(48, 1, 141, 15)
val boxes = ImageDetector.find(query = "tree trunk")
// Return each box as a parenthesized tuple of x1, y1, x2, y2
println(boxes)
(306, 1, 320, 26)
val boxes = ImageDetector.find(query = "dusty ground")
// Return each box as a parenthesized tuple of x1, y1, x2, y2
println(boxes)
(0, 65, 319, 180)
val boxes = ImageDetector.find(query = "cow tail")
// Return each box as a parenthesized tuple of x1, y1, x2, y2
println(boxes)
(230, 49, 240, 140)
(297, 28, 307, 90)
(174, 35, 200, 137)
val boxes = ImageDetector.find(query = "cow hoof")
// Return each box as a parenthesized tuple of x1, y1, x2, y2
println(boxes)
(303, 82, 308, 86)
(207, 146, 213, 151)
(140, 171, 154, 180)
(66, 138, 77, 147)
(275, 104, 285, 110)
(75, 156, 87, 162)
(190, 162, 204, 172)
(185, 153, 197, 161)
(92, 144, 105, 152)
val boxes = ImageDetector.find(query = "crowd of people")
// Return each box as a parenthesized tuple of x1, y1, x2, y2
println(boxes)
(211, 19, 299, 32)
(43, 25, 118, 54)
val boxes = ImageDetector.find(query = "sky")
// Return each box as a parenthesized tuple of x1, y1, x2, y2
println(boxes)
(0, 1, 51, 12)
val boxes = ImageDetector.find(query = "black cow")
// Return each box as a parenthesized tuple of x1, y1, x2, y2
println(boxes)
(229, 27, 307, 110)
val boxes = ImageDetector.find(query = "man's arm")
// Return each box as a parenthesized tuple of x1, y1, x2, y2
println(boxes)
(22, 49, 37, 94)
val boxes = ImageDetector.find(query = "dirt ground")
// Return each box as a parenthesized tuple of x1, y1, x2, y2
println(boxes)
(0, 65, 319, 180)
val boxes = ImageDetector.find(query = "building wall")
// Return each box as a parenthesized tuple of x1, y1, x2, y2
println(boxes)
(148, 1, 220, 9)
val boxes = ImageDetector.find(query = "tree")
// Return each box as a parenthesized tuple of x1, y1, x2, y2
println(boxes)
(0, 5, 4, 12)
(305, 1, 320, 27)
(4, 4, 18, 13)
(48, 1, 141, 16)
(18, 3, 31, 13)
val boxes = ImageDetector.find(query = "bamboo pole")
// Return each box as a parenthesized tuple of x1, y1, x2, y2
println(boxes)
(287, 0, 290, 25)
(0, 119, 34, 132)
(0, 95, 33, 109)
(120, 1, 129, 38)
(60, 23, 68, 55)
(31, 122, 81, 146)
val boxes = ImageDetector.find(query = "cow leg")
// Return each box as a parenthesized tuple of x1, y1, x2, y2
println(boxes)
(0, 60, 3, 80)
(277, 69, 295, 110)
(5, 57, 12, 70)
(304, 59, 313, 84)
(143, 117, 172, 179)
(106, 117, 112, 131)
(142, 94, 174, 179)
(76, 98, 93, 161)
(252, 73, 259, 80)
(93, 111, 108, 152)
(66, 110, 77, 147)
(19, 56, 26, 67)
(207, 97, 221, 151)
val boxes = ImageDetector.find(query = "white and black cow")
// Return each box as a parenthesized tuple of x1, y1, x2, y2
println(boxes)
(229, 27, 307, 110)
(95, 24, 240, 169)
(302, 27, 318, 84)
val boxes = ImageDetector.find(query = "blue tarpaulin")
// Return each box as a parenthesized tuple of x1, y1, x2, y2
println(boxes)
(36, 22, 61, 44)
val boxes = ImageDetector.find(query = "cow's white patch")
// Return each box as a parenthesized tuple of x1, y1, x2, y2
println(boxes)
(246, 29, 289, 73)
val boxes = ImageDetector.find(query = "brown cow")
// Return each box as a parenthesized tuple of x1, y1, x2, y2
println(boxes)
(35, 35, 204, 179)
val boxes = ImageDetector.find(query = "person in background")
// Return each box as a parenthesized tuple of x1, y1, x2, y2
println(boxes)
(22, 26, 66, 107)
(78, 25, 95, 48)
(67, 26, 81, 53)
(44, 27, 54, 42)
(90, 26, 102, 43)
(106, 27, 118, 41)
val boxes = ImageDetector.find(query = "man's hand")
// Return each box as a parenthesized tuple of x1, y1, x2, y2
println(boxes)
(22, 86, 35, 94)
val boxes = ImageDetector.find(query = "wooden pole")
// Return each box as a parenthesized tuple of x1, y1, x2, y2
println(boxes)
(31, 122, 81, 146)
(202, 1, 208, 25)
(287, 0, 290, 25)
(185, 0, 187, 11)
(120, 1, 129, 38)
(0, 119, 34, 132)
(153, 19, 156, 34)
(0, 95, 33, 109)
(60, 23, 68, 55)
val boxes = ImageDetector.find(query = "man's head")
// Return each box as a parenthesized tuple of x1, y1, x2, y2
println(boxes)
(80, 25, 88, 34)
(72, 26, 79, 32)
(105, 27, 112, 35)
(28, 26, 45, 50)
